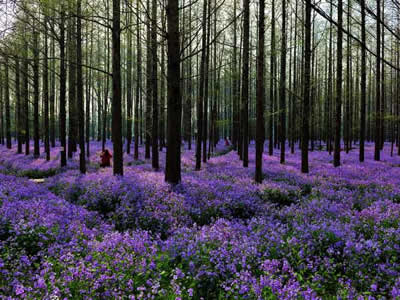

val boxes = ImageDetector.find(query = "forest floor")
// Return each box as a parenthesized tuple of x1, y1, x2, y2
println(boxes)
(1, 140, 400, 299)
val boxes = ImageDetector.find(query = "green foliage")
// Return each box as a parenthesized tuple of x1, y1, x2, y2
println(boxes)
(127, 159, 146, 166)
(212, 146, 234, 157)
(259, 188, 299, 206)
(19, 168, 58, 179)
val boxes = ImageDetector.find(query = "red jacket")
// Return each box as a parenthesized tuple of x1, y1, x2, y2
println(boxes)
(101, 151, 112, 166)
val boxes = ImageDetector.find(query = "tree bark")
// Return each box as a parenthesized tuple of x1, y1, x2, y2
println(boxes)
(374, 0, 381, 161)
(112, 0, 123, 175)
(302, 0, 312, 173)
(334, 0, 343, 167)
(165, 0, 182, 183)
(232, 0, 239, 150)
(23, 36, 30, 156)
(269, 0, 275, 156)
(135, 0, 141, 160)
(126, 10, 133, 154)
(0, 72, 3, 146)
(60, 10, 67, 166)
(151, 0, 159, 169)
(359, 0, 366, 162)
(43, 17, 50, 161)
(33, 27, 40, 156)
(195, 0, 207, 170)
(77, 0, 86, 173)
(255, 0, 265, 183)
(4, 60, 11, 149)
(50, 37, 56, 148)
(145, 0, 152, 159)
(68, 10, 77, 158)
(241, 0, 249, 167)
(279, 0, 287, 164)
(16, 57, 22, 153)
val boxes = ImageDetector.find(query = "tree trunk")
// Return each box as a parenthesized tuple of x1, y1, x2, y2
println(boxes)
(359, 0, 366, 162)
(145, 0, 152, 159)
(301, 0, 312, 173)
(374, 0, 381, 161)
(0, 73, 3, 146)
(241, 0, 249, 167)
(126, 10, 133, 154)
(43, 17, 50, 161)
(50, 37, 56, 148)
(232, 0, 239, 150)
(97, 37, 102, 143)
(4, 60, 11, 149)
(160, 36, 167, 151)
(269, 0, 275, 156)
(334, 0, 343, 167)
(77, 0, 86, 173)
(165, 0, 182, 183)
(16, 57, 22, 153)
(279, 0, 287, 164)
(68, 11, 77, 158)
(86, 24, 93, 158)
(112, 0, 123, 175)
(60, 10, 67, 166)
(151, 0, 159, 169)
(33, 28, 40, 156)
(135, 0, 141, 160)
(23, 36, 30, 156)
(103, 8, 111, 152)
(195, 0, 207, 170)
(202, 0, 211, 163)
(255, 0, 265, 183)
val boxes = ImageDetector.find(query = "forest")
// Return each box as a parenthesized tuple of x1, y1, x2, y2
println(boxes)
(0, 0, 400, 298)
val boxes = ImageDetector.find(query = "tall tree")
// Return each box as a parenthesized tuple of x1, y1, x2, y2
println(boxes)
(327, 1, 333, 154)
(302, 0, 312, 173)
(59, 8, 67, 166)
(334, 0, 343, 167)
(67, 7, 77, 158)
(145, 0, 152, 159)
(112, 0, 123, 175)
(151, 0, 159, 169)
(43, 16, 50, 161)
(279, 0, 287, 164)
(23, 34, 30, 156)
(202, 0, 211, 163)
(374, 0, 381, 161)
(134, 0, 141, 160)
(86, 24, 93, 158)
(4, 59, 11, 149)
(16, 57, 22, 154)
(102, 8, 111, 152)
(77, 0, 86, 173)
(195, 0, 207, 170)
(255, 0, 265, 183)
(232, 0, 239, 150)
(0, 70, 3, 146)
(33, 26, 40, 157)
(380, 1, 385, 150)
(50, 37, 56, 148)
(359, 0, 366, 162)
(165, 0, 181, 183)
(160, 33, 167, 151)
(269, 0, 275, 156)
(126, 10, 133, 154)
(241, 0, 250, 167)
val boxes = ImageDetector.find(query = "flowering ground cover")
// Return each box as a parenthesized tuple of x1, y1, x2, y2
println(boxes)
(1, 141, 400, 299)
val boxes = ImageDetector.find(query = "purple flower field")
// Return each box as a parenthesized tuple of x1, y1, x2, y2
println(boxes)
(1, 141, 400, 299)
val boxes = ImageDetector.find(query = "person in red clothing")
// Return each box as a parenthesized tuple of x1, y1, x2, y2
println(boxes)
(100, 149, 112, 167)
(225, 138, 231, 146)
